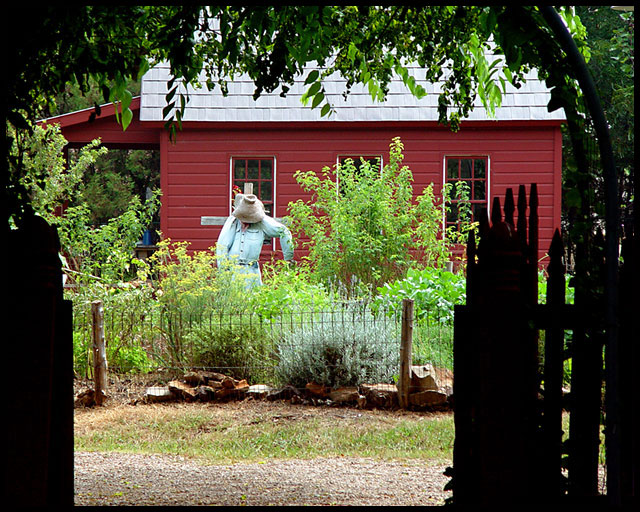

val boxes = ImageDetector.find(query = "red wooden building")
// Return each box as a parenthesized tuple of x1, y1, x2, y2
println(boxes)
(48, 62, 565, 265)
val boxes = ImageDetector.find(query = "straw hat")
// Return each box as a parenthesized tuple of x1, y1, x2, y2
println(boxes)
(232, 194, 266, 223)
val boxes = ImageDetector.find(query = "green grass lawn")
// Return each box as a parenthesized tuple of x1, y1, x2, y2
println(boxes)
(74, 400, 454, 464)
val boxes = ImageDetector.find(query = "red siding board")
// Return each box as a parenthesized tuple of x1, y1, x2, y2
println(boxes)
(491, 174, 555, 186)
(166, 196, 220, 207)
(168, 184, 227, 196)
(55, 113, 563, 263)
(159, 123, 562, 260)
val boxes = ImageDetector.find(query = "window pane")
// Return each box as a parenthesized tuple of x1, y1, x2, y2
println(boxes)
(260, 159, 272, 179)
(260, 180, 272, 203)
(234, 160, 246, 179)
(446, 203, 459, 224)
(248, 160, 260, 179)
(473, 203, 487, 221)
(445, 156, 489, 231)
(447, 159, 459, 179)
(232, 157, 275, 217)
(367, 157, 381, 171)
(460, 159, 472, 178)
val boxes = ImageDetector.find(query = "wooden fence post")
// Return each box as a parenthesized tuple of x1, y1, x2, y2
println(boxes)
(398, 298, 414, 409)
(91, 300, 108, 405)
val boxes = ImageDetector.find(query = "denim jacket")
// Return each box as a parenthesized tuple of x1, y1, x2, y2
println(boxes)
(215, 215, 294, 268)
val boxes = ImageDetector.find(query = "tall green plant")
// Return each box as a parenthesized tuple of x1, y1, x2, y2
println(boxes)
(12, 123, 107, 224)
(150, 239, 253, 314)
(374, 267, 466, 325)
(55, 193, 160, 284)
(11, 122, 161, 285)
(287, 137, 475, 295)
(249, 259, 333, 319)
(149, 239, 255, 365)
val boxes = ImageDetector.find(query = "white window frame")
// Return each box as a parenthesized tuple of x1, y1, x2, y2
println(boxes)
(441, 154, 491, 232)
(228, 155, 278, 250)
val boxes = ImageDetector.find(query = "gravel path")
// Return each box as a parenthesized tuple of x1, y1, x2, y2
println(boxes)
(74, 451, 452, 506)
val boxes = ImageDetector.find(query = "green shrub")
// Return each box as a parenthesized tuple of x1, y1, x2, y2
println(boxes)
(108, 336, 156, 374)
(150, 239, 248, 315)
(374, 267, 466, 324)
(183, 322, 275, 383)
(275, 303, 399, 389)
(73, 331, 91, 378)
(249, 259, 333, 319)
(68, 279, 157, 376)
(286, 137, 476, 296)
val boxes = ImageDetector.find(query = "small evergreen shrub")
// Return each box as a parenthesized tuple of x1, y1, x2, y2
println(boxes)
(275, 303, 399, 389)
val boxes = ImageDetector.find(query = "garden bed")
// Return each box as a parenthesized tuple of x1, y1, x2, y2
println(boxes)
(73, 367, 453, 412)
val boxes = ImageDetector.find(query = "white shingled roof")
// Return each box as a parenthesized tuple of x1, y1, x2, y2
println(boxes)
(140, 61, 566, 123)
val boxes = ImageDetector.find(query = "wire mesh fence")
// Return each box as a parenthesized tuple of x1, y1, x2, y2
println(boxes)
(72, 299, 454, 391)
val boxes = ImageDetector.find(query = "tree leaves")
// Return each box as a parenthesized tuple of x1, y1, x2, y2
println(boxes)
(9, 6, 594, 224)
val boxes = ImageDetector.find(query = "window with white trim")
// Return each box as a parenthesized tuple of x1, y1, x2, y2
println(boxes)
(444, 156, 489, 231)
(232, 157, 275, 216)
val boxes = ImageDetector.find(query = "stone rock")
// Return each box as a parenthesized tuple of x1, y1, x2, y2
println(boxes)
(266, 385, 302, 401)
(409, 389, 448, 407)
(247, 384, 272, 399)
(183, 371, 205, 386)
(410, 364, 439, 392)
(184, 370, 229, 386)
(205, 371, 229, 381)
(195, 385, 217, 401)
(306, 382, 330, 398)
(74, 388, 109, 407)
(434, 366, 454, 395)
(145, 386, 172, 403)
(360, 383, 398, 408)
(168, 380, 198, 401)
(75, 388, 96, 407)
(214, 378, 249, 401)
(329, 386, 359, 404)
(221, 376, 237, 389)
(410, 364, 454, 397)
(235, 379, 249, 392)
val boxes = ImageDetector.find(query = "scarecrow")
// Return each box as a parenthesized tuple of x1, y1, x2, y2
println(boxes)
(216, 191, 294, 288)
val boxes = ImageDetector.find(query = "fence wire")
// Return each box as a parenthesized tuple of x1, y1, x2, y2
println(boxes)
(72, 300, 454, 390)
